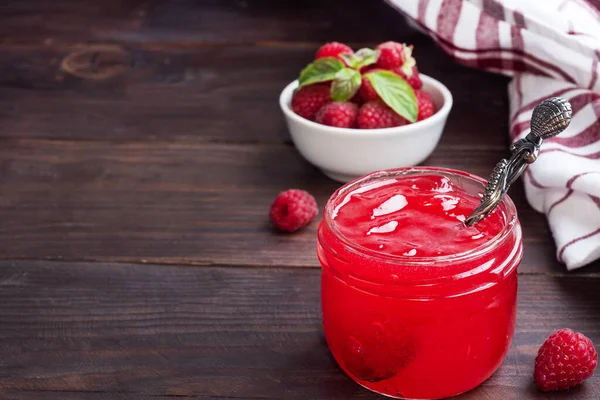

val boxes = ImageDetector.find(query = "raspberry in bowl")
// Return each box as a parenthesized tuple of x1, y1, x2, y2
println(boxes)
(317, 167, 522, 399)
(279, 41, 453, 183)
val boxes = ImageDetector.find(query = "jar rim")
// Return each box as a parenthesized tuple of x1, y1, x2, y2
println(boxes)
(322, 166, 519, 266)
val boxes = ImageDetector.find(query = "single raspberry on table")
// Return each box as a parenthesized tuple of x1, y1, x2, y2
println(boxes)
(316, 42, 354, 62)
(375, 41, 406, 69)
(534, 328, 598, 392)
(415, 90, 435, 121)
(357, 100, 408, 129)
(269, 189, 318, 233)
(315, 101, 359, 128)
(291, 84, 331, 120)
(392, 65, 423, 89)
(358, 69, 385, 102)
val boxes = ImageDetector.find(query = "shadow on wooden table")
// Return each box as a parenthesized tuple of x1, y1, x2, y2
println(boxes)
(460, 381, 590, 399)
(275, 331, 383, 399)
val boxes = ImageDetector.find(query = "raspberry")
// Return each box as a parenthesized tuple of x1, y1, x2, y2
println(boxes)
(291, 84, 331, 120)
(375, 41, 406, 69)
(350, 92, 363, 104)
(341, 320, 415, 383)
(534, 328, 598, 392)
(316, 42, 354, 62)
(407, 66, 423, 89)
(359, 64, 377, 74)
(269, 189, 318, 233)
(415, 90, 435, 121)
(392, 65, 423, 89)
(315, 101, 359, 128)
(358, 69, 385, 102)
(357, 100, 409, 129)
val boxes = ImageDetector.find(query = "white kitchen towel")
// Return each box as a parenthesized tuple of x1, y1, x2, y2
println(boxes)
(385, 0, 600, 269)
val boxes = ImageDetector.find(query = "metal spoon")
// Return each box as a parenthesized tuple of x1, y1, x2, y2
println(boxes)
(464, 97, 572, 226)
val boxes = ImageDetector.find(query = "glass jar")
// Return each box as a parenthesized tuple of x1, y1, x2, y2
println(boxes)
(317, 167, 522, 400)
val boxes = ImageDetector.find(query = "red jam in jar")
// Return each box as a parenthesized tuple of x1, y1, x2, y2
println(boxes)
(317, 167, 522, 399)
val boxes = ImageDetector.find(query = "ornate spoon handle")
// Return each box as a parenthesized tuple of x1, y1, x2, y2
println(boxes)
(464, 97, 572, 226)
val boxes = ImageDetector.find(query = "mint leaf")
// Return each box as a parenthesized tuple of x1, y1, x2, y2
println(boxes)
(298, 57, 345, 87)
(339, 53, 355, 68)
(353, 48, 380, 69)
(366, 70, 417, 123)
(340, 48, 380, 70)
(400, 45, 416, 77)
(330, 68, 361, 101)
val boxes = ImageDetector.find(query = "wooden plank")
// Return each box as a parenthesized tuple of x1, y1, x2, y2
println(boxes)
(1, 0, 415, 45)
(0, 0, 149, 44)
(0, 42, 511, 144)
(0, 261, 599, 399)
(0, 138, 597, 274)
(1, 393, 172, 400)
(0, 44, 309, 143)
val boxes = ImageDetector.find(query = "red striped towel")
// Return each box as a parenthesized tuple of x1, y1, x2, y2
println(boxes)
(385, 0, 600, 269)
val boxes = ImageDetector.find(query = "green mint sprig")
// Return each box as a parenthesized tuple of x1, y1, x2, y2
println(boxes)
(339, 48, 380, 70)
(296, 46, 417, 121)
(365, 70, 417, 123)
(330, 68, 361, 101)
(298, 57, 345, 87)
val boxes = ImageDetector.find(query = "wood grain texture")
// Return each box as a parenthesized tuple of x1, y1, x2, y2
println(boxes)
(0, 261, 599, 399)
(0, 0, 414, 45)
(1, 1, 597, 399)
(1, 395, 178, 400)
(1, 138, 594, 274)
(0, 42, 510, 145)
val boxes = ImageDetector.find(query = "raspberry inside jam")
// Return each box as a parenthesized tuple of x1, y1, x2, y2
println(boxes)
(318, 169, 522, 400)
(331, 174, 504, 258)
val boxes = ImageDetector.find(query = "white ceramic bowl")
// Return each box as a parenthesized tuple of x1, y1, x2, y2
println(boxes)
(279, 74, 453, 183)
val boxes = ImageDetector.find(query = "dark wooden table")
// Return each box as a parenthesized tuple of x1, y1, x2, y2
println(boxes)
(1, 1, 600, 399)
